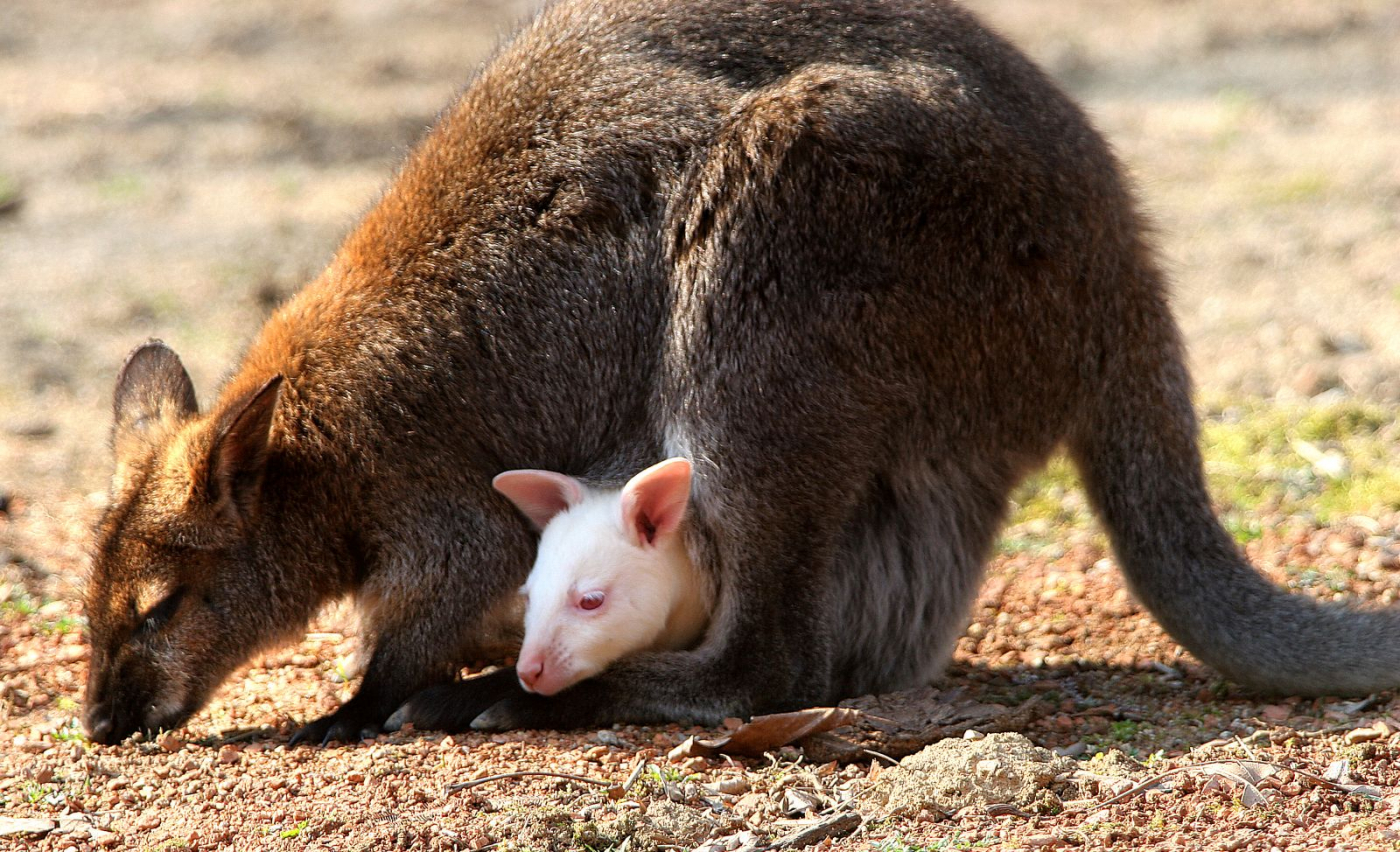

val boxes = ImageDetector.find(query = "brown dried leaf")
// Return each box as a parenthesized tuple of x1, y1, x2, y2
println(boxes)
(782, 787, 827, 817)
(679, 708, 862, 758)
(1201, 760, 1279, 807)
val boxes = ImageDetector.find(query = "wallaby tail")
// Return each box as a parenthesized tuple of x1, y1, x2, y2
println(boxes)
(1068, 278, 1400, 697)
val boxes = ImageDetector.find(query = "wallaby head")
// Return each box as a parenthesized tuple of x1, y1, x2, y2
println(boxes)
(84, 341, 297, 744)
(493, 458, 706, 696)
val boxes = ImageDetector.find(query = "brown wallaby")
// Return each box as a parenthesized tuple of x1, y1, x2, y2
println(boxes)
(84, 0, 1400, 745)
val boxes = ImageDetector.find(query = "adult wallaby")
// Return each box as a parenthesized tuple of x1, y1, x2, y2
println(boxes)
(84, 0, 1400, 745)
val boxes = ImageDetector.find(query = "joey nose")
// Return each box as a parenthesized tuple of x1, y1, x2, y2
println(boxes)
(518, 658, 545, 692)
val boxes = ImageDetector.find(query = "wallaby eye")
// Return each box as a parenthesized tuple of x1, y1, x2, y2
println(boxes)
(578, 591, 605, 611)
(136, 587, 186, 636)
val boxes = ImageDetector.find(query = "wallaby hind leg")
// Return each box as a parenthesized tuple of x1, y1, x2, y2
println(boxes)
(828, 458, 1018, 698)
(384, 667, 525, 734)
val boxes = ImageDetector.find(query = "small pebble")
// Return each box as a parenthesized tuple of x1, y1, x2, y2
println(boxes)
(1345, 727, 1383, 745)
(596, 730, 627, 747)
(680, 756, 707, 775)
(1024, 833, 1064, 847)
(585, 745, 609, 761)
(707, 776, 750, 795)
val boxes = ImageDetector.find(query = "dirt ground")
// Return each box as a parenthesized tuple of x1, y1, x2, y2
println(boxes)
(1, 1, 1399, 850)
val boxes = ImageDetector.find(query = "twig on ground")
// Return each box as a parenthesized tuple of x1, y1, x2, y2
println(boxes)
(1089, 758, 1383, 811)
(767, 811, 862, 850)
(620, 759, 650, 797)
(1278, 724, 1353, 740)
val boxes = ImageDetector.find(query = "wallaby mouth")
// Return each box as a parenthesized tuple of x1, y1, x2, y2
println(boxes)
(84, 698, 148, 745)
(85, 666, 199, 745)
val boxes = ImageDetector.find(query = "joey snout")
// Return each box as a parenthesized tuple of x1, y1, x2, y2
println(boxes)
(515, 644, 582, 696)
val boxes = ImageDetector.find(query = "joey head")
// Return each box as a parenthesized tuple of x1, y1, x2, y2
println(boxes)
(494, 458, 710, 696)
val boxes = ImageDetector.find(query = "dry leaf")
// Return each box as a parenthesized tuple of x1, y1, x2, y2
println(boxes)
(676, 707, 862, 758)
(0, 818, 57, 838)
(1203, 760, 1278, 805)
(782, 788, 826, 817)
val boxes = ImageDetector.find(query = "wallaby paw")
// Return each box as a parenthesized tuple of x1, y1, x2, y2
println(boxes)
(289, 711, 382, 746)
(387, 668, 527, 734)
(382, 705, 412, 733)
(469, 692, 562, 731)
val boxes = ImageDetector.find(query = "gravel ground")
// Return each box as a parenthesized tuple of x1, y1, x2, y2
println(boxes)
(1, 1, 1399, 849)
(6, 516, 1400, 850)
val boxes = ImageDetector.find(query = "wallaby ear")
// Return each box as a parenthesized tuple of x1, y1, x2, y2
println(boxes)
(205, 375, 283, 527)
(113, 340, 198, 446)
(620, 458, 692, 547)
(492, 470, 583, 530)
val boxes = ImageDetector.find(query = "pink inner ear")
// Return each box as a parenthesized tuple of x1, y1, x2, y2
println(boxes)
(621, 457, 692, 546)
(492, 470, 583, 530)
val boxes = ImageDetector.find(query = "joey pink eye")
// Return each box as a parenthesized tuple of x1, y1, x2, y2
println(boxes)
(578, 591, 605, 611)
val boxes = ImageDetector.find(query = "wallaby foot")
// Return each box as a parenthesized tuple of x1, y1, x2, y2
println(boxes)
(468, 691, 584, 732)
(289, 695, 386, 746)
(383, 668, 526, 734)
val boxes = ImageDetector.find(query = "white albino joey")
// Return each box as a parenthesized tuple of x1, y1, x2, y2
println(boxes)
(493, 458, 711, 696)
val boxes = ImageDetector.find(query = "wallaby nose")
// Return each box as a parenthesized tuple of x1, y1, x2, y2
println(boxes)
(86, 712, 115, 745)
(518, 657, 545, 692)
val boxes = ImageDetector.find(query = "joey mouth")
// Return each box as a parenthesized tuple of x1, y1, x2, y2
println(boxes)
(517, 646, 598, 696)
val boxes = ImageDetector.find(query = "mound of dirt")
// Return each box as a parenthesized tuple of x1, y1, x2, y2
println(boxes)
(873, 731, 1076, 817)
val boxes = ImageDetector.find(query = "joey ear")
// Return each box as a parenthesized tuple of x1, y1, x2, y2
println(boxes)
(113, 340, 198, 446)
(205, 375, 283, 527)
(620, 457, 692, 547)
(492, 470, 583, 530)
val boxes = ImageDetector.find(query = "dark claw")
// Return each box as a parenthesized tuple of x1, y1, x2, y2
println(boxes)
(470, 689, 579, 731)
(290, 706, 384, 746)
(385, 668, 525, 734)
(288, 717, 329, 747)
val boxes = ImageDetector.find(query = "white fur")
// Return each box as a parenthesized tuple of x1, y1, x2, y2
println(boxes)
(511, 474, 710, 696)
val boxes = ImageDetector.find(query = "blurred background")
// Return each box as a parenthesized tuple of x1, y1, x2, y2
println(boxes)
(1, 0, 1397, 599)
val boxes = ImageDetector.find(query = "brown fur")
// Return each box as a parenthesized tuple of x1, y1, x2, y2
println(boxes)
(85, 0, 1400, 744)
